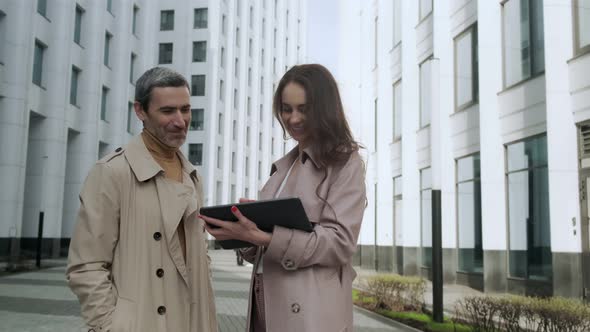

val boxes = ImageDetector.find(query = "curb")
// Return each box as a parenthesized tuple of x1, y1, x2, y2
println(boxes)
(353, 305, 422, 332)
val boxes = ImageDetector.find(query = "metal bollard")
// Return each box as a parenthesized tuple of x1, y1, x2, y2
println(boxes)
(36, 212, 44, 268)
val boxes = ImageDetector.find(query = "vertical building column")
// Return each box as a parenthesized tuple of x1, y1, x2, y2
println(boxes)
(543, 0, 582, 298)
(400, 0, 421, 276)
(0, 1, 34, 258)
(477, 0, 508, 293)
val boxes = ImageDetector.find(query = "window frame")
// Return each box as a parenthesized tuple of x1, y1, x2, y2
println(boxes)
(419, 57, 433, 129)
(191, 75, 206, 97)
(190, 108, 204, 130)
(70, 66, 81, 106)
(501, 0, 545, 89)
(455, 152, 484, 274)
(32, 39, 47, 87)
(104, 31, 112, 68)
(74, 5, 84, 46)
(194, 8, 208, 29)
(158, 42, 173, 64)
(160, 10, 175, 31)
(454, 23, 479, 112)
(573, 0, 590, 56)
(192, 41, 207, 62)
(392, 80, 402, 142)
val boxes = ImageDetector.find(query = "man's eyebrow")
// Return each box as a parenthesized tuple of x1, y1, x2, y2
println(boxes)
(158, 104, 191, 110)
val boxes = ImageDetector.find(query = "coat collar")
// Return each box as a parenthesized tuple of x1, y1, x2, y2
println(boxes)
(270, 144, 320, 175)
(124, 135, 198, 182)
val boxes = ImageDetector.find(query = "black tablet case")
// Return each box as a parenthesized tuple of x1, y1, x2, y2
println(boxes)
(199, 197, 313, 249)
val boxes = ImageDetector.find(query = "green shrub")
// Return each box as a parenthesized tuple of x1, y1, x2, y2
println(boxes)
(455, 295, 590, 332)
(364, 274, 426, 312)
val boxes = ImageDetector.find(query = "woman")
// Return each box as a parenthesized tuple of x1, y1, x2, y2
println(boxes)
(201, 64, 366, 332)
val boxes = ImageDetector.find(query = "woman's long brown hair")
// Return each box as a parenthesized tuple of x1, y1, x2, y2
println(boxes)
(273, 64, 364, 213)
(273, 64, 360, 168)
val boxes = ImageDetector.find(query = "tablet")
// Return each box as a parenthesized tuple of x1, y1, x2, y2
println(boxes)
(199, 197, 313, 249)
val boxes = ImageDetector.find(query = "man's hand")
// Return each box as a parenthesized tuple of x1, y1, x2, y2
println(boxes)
(200, 205, 271, 247)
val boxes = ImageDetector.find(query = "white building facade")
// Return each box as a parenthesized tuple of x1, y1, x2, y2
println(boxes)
(0, 0, 304, 259)
(340, 0, 590, 299)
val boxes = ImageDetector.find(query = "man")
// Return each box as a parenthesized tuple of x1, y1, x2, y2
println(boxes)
(67, 67, 217, 332)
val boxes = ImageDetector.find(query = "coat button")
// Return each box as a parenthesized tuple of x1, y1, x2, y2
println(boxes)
(153, 232, 162, 241)
(157, 306, 166, 315)
(156, 268, 164, 278)
(115, 147, 122, 152)
(291, 303, 300, 313)
(284, 259, 294, 268)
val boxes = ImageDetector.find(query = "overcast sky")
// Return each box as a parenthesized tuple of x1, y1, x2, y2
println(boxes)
(305, 0, 340, 78)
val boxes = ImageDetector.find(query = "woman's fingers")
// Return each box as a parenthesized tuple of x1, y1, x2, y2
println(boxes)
(238, 197, 256, 203)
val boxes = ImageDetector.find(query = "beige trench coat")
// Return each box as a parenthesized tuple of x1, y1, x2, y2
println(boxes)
(67, 135, 217, 332)
(241, 146, 366, 332)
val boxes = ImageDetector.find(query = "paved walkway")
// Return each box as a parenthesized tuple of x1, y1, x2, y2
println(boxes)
(0, 250, 408, 331)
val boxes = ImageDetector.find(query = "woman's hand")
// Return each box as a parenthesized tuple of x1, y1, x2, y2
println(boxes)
(200, 205, 272, 247)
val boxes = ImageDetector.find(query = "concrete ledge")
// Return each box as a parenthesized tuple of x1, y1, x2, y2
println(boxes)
(354, 304, 423, 332)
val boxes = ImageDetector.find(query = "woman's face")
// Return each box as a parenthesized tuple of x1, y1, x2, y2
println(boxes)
(280, 82, 309, 146)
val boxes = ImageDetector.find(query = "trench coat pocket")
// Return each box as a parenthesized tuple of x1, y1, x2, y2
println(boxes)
(110, 297, 136, 332)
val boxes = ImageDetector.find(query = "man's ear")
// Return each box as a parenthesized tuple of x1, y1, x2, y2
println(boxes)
(133, 101, 146, 121)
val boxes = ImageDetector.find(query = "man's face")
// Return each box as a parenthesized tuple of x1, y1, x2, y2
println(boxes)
(135, 86, 191, 148)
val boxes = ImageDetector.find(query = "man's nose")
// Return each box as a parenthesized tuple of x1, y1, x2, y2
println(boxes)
(172, 110, 186, 128)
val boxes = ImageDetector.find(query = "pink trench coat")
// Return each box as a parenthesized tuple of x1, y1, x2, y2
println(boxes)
(242, 146, 367, 332)
(66, 135, 217, 332)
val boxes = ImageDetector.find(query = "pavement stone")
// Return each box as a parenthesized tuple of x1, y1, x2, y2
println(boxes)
(0, 250, 409, 331)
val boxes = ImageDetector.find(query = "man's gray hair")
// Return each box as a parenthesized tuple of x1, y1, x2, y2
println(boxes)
(134, 67, 190, 111)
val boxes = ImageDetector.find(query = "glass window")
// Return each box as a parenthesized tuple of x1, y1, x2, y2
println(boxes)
(190, 108, 204, 130)
(258, 161, 262, 180)
(32, 40, 46, 86)
(231, 184, 236, 202)
(455, 24, 478, 110)
(216, 181, 222, 204)
(574, 0, 590, 54)
(189, 144, 203, 165)
(193, 41, 207, 62)
(191, 75, 205, 96)
(194, 8, 208, 29)
(0, 11, 5, 63)
(420, 59, 432, 128)
(457, 154, 483, 273)
(246, 127, 250, 145)
(393, 176, 403, 248)
(37, 0, 47, 17)
(218, 113, 223, 134)
(129, 53, 136, 84)
(262, 18, 266, 38)
(393, 81, 402, 140)
(374, 17, 378, 68)
(104, 32, 112, 67)
(374, 98, 378, 150)
(220, 47, 225, 67)
(421, 167, 432, 268)
(70, 67, 80, 106)
(249, 39, 253, 57)
(234, 58, 239, 77)
(101, 86, 109, 121)
(231, 152, 236, 172)
(217, 146, 222, 169)
(233, 89, 238, 109)
(222, 15, 226, 34)
(232, 120, 236, 140)
(236, 27, 240, 47)
(274, 29, 277, 48)
(393, 0, 402, 46)
(503, 0, 545, 87)
(160, 10, 174, 31)
(158, 43, 173, 64)
(250, 6, 254, 28)
(247, 97, 251, 116)
(106, 0, 113, 14)
(261, 49, 265, 65)
(248, 68, 252, 85)
(258, 132, 262, 151)
(74, 5, 83, 45)
(419, 0, 432, 21)
(132, 5, 139, 35)
(507, 135, 551, 280)
(246, 157, 250, 176)
(127, 102, 134, 134)
(219, 80, 224, 100)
